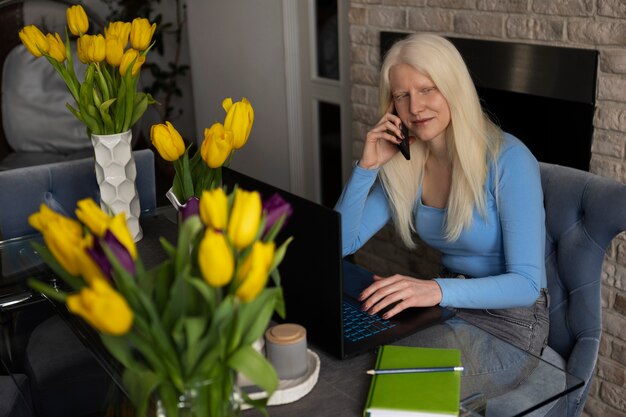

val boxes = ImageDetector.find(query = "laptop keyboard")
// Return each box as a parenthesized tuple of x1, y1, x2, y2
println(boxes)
(343, 301, 396, 342)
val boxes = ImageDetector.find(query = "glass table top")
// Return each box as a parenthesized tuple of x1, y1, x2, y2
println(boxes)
(0, 208, 583, 417)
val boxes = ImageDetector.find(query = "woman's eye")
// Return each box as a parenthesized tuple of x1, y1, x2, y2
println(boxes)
(393, 94, 408, 101)
(421, 87, 436, 94)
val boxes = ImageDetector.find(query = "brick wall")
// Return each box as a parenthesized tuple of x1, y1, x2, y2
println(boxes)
(348, 1, 626, 415)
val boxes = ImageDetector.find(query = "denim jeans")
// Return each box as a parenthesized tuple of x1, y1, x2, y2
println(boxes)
(415, 272, 551, 399)
(455, 288, 550, 356)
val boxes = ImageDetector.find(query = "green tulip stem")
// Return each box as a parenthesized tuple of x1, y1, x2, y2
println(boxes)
(63, 28, 81, 102)
(28, 279, 68, 303)
(94, 63, 110, 102)
(122, 74, 136, 132)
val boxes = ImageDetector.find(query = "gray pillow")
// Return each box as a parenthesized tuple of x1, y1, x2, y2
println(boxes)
(1, 44, 91, 153)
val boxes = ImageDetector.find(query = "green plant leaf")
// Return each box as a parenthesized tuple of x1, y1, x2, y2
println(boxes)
(27, 279, 67, 303)
(122, 368, 161, 417)
(238, 289, 277, 346)
(154, 259, 174, 313)
(273, 285, 286, 319)
(227, 345, 278, 395)
(186, 276, 218, 313)
(100, 333, 144, 373)
(129, 93, 149, 128)
(270, 236, 293, 273)
(159, 237, 177, 258)
(114, 80, 127, 132)
(183, 316, 208, 370)
(240, 391, 270, 416)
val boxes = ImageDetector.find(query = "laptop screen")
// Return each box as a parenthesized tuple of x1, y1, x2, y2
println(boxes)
(222, 167, 344, 357)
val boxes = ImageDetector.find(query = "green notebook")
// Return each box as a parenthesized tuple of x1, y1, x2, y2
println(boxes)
(364, 345, 462, 417)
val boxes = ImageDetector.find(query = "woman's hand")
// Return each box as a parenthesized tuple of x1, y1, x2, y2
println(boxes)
(359, 274, 443, 319)
(359, 102, 408, 170)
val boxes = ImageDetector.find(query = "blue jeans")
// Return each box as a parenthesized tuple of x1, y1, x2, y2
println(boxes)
(408, 276, 550, 399)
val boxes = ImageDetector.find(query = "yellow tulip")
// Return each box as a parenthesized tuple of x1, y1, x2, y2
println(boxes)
(67, 279, 133, 335)
(77, 35, 105, 63)
(150, 121, 185, 162)
(66, 4, 89, 36)
(76, 35, 89, 64)
(28, 204, 81, 236)
(75, 198, 137, 259)
(88, 34, 106, 63)
(76, 198, 109, 237)
(198, 229, 234, 287)
(105, 21, 131, 46)
(222, 97, 254, 149)
(46, 33, 66, 63)
(236, 241, 275, 302)
(228, 189, 262, 250)
(105, 36, 125, 67)
(200, 123, 233, 169)
(18, 25, 49, 58)
(119, 49, 145, 77)
(108, 213, 138, 259)
(130, 17, 156, 51)
(200, 188, 228, 230)
(42, 224, 83, 276)
(75, 235, 108, 284)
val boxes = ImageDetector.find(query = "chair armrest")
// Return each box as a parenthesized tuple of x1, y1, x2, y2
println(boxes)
(566, 336, 599, 417)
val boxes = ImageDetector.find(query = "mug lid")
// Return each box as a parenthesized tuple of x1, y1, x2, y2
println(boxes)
(265, 323, 306, 345)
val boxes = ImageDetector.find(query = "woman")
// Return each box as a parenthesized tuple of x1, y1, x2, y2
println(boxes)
(335, 33, 549, 397)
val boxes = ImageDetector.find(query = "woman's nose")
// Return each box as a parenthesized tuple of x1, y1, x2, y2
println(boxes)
(409, 94, 426, 115)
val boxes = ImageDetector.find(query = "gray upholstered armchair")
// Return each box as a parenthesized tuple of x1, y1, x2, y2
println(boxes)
(540, 162, 626, 416)
(490, 162, 626, 417)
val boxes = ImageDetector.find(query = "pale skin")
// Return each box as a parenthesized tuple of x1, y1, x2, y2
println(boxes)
(358, 63, 453, 319)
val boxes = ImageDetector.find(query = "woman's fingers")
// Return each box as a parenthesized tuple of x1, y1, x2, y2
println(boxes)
(359, 276, 443, 319)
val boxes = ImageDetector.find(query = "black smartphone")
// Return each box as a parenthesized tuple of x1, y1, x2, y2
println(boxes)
(391, 110, 410, 160)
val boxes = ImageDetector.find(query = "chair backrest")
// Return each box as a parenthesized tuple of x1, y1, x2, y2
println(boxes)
(0, 149, 156, 240)
(540, 162, 626, 417)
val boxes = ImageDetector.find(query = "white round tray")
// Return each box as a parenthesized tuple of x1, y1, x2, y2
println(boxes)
(240, 349, 320, 409)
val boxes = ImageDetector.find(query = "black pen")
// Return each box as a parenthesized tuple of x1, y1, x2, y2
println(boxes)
(366, 366, 464, 375)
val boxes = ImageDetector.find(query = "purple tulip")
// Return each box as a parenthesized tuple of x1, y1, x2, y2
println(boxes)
(181, 196, 200, 221)
(263, 193, 293, 236)
(86, 231, 136, 280)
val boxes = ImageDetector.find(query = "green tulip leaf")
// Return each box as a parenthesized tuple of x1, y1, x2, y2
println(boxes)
(182, 316, 208, 369)
(129, 93, 149, 128)
(122, 368, 161, 417)
(227, 345, 278, 395)
(100, 333, 145, 373)
(186, 276, 218, 312)
(240, 391, 270, 416)
(27, 279, 67, 303)
(271, 280, 286, 319)
(238, 289, 277, 346)
(158, 237, 177, 259)
(270, 236, 293, 273)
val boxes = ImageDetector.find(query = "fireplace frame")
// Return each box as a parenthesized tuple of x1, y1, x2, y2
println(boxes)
(380, 32, 598, 171)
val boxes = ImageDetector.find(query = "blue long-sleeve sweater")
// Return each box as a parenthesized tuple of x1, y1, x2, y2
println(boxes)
(335, 133, 546, 309)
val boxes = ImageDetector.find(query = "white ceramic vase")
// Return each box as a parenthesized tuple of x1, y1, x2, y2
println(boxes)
(90, 130, 142, 241)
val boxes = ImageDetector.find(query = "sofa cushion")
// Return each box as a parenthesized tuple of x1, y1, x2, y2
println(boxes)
(1, 45, 90, 153)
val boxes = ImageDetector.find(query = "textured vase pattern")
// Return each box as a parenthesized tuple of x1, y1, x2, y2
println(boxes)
(90, 130, 142, 241)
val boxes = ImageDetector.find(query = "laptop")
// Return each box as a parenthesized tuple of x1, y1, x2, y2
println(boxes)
(222, 167, 454, 359)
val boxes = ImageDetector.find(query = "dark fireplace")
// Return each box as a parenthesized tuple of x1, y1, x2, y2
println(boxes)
(380, 32, 598, 171)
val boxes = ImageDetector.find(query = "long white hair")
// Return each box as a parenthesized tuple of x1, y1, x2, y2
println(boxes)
(378, 33, 502, 247)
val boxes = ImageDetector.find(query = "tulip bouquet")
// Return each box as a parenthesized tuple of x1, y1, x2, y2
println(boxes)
(151, 97, 254, 206)
(18, 4, 156, 135)
(27, 186, 292, 416)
